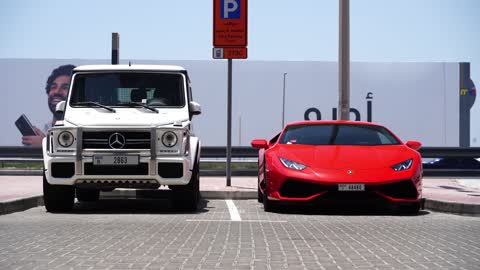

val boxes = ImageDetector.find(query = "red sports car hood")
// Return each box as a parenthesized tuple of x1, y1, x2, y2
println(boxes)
(274, 144, 415, 170)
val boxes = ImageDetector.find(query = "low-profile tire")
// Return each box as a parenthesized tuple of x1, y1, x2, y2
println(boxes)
(394, 202, 420, 215)
(262, 176, 277, 212)
(258, 157, 265, 203)
(76, 189, 100, 202)
(257, 173, 263, 203)
(172, 161, 200, 211)
(43, 171, 74, 213)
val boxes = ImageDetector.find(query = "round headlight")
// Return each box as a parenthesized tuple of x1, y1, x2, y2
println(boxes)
(162, 131, 178, 147)
(58, 131, 74, 147)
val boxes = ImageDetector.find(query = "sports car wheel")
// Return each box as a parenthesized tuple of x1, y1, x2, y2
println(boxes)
(43, 171, 75, 213)
(262, 176, 277, 212)
(257, 161, 263, 203)
(394, 202, 420, 215)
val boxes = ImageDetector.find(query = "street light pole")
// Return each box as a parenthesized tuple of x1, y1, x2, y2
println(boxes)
(282, 72, 287, 128)
(338, 0, 350, 120)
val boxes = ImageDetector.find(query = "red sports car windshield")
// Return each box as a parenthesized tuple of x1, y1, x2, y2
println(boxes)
(279, 124, 401, 146)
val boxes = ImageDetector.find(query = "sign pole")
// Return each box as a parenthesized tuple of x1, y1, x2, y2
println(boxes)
(111, 32, 119, 65)
(226, 58, 233, 186)
(213, 0, 247, 186)
(338, 0, 350, 120)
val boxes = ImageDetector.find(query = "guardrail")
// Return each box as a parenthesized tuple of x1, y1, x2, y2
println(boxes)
(0, 146, 479, 177)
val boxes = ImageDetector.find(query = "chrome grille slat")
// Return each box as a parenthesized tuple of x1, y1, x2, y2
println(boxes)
(83, 131, 151, 149)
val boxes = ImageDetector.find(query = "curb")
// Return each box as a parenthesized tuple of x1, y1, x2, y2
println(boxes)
(424, 198, 480, 216)
(1, 193, 479, 216)
(102, 189, 257, 200)
(0, 195, 44, 215)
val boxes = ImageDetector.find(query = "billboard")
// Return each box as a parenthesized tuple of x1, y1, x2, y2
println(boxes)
(0, 59, 475, 147)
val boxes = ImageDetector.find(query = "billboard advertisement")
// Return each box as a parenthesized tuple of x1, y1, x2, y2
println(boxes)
(0, 59, 475, 147)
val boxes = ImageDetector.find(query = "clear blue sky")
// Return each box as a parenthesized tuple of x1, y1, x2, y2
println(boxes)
(0, 0, 478, 62)
(1, 0, 479, 141)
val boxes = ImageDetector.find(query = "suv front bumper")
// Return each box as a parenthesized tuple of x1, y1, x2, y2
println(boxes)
(44, 154, 193, 187)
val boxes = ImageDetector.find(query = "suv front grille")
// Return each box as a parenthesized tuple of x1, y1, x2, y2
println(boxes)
(83, 131, 151, 149)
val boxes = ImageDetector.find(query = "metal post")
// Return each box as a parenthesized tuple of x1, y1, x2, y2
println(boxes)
(238, 115, 242, 146)
(282, 73, 287, 128)
(226, 59, 233, 186)
(338, 0, 350, 120)
(111, 33, 119, 65)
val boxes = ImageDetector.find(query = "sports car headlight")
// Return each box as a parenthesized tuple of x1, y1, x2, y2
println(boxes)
(162, 131, 178, 148)
(279, 157, 306, 171)
(57, 131, 74, 147)
(391, 159, 413, 172)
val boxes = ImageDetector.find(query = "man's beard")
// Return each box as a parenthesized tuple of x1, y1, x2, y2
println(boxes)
(48, 95, 65, 114)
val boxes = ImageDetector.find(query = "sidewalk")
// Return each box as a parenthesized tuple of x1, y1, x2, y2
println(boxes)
(1, 176, 479, 215)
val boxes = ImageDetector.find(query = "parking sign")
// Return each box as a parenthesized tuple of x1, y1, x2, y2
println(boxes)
(213, 0, 248, 47)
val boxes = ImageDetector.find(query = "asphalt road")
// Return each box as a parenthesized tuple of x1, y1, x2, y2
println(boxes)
(0, 199, 479, 270)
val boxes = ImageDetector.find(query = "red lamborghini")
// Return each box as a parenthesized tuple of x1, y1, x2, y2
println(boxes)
(251, 121, 423, 214)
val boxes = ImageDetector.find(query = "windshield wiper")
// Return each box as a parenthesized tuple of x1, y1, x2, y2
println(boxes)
(72, 101, 116, 113)
(119, 102, 159, 113)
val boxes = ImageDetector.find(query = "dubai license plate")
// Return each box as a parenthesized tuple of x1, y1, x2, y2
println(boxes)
(338, 184, 365, 191)
(93, 155, 139, 166)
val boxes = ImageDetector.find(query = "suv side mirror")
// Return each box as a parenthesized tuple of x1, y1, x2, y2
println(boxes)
(189, 101, 202, 116)
(406, 140, 422, 150)
(55, 101, 66, 114)
(251, 139, 268, 149)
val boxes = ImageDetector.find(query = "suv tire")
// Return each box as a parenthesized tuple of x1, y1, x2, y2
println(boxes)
(172, 160, 200, 211)
(43, 171, 75, 213)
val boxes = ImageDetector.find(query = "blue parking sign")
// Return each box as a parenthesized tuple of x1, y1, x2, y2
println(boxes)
(221, 0, 241, 19)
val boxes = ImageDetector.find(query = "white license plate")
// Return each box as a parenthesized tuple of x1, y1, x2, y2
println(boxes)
(338, 184, 365, 191)
(93, 155, 139, 166)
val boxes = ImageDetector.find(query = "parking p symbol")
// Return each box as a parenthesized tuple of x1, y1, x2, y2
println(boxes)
(221, 0, 241, 19)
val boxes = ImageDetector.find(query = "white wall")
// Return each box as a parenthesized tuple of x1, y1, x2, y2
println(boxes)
(0, 59, 465, 146)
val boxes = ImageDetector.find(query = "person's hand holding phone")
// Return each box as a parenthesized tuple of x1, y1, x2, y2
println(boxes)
(22, 127, 45, 146)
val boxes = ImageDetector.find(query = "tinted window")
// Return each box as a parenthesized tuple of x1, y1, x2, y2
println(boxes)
(70, 73, 185, 107)
(279, 124, 400, 145)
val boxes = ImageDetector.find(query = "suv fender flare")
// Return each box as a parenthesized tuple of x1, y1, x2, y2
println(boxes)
(42, 137, 51, 171)
(189, 136, 201, 171)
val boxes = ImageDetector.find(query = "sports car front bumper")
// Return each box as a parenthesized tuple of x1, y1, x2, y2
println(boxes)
(264, 158, 422, 203)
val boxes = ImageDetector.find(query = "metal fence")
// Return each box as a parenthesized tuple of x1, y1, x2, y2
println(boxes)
(0, 146, 479, 177)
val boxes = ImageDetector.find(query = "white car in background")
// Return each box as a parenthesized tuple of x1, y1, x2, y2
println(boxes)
(42, 65, 202, 212)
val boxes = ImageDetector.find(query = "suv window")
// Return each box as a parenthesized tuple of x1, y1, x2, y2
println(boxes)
(70, 72, 185, 107)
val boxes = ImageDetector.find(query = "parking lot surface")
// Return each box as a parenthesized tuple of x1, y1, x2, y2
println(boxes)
(0, 199, 479, 270)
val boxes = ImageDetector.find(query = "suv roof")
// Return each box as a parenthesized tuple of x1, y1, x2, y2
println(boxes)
(73, 64, 186, 72)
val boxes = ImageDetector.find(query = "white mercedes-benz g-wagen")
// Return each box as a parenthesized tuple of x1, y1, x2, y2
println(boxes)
(42, 65, 202, 212)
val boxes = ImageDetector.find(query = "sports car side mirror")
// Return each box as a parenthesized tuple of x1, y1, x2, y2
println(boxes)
(406, 141, 422, 150)
(251, 139, 268, 149)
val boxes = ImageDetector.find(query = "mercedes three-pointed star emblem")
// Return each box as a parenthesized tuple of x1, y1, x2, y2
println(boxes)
(108, 133, 126, 149)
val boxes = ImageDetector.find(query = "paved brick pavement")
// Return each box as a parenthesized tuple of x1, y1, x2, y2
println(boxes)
(0, 200, 479, 270)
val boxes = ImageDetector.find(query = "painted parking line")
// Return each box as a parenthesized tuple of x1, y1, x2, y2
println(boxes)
(225, 199, 241, 221)
(186, 220, 287, 222)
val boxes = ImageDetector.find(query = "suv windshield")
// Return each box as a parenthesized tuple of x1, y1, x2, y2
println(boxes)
(279, 124, 401, 146)
(69, 72, 185, 107)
